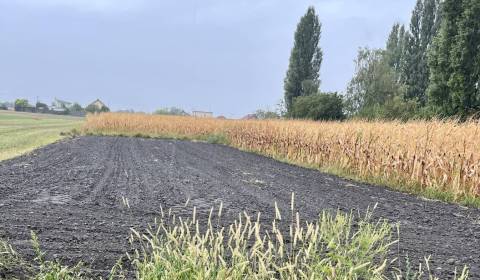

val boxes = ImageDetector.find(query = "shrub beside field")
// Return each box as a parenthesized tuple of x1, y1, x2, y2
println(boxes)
(83, 113, 480, 207)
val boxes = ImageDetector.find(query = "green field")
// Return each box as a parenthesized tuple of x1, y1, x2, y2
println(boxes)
(0, 110, 83, 161)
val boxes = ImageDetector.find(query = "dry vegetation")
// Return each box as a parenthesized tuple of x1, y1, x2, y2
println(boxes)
(83, 113, 480, 206)
(128, 202, 395, 280)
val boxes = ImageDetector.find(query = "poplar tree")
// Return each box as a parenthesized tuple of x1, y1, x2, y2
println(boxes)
(428, 0, 480, 117)
(448, 0, 480, 116)
(284, 6, 323, 112)
(403, 0, 441, 105)
(385, 23, 407, 77)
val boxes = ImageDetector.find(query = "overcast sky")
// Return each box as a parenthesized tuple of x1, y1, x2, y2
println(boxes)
(0, 0, 415, 117)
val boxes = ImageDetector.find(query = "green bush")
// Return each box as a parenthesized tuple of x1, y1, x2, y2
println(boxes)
(204, 133, 229, 144)
(290, 92, 345, 121)
(69, 103, 84, 112)
(85, 104, 110, 114)
(355, 96, 420, 121)
(14, 99, 30, 111)
(255, 109, 280, 119)
(153, 107, 188, 116)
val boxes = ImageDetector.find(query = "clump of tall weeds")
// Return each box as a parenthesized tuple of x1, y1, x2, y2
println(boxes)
(30, 231, 86, 280)
(0, 233, 86, 280)
(128, 196, 394, 280)
(391, 256, 469, 280)
(127, 196, 469, 280)
(0, 237, 23, 277)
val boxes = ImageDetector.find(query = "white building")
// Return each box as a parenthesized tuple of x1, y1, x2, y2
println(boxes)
(192, 111, 213, 118)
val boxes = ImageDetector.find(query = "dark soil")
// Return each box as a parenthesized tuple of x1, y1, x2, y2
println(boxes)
(0, 136, 479, 279)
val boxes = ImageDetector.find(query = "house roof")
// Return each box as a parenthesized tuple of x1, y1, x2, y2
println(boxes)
(91, 99, 105, 104)
(88, 99, 107, 108)
(54, 98, 72, 105)
(242, 114, 258, 120)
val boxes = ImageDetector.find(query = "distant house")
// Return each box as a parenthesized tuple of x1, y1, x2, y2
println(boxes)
(52, 98, 71, 109)
(86, 99, 110, 113)
(192, 111, 213, 118)
(50, 98, 71, 114)
(242, 114, 258, 120)
(88, 99, 106, 110)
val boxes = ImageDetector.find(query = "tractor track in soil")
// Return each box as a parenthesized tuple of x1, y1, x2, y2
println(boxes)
(0, 136, 479, 279)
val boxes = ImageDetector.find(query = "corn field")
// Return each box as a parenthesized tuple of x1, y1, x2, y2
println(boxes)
(83, 113, 480, 203)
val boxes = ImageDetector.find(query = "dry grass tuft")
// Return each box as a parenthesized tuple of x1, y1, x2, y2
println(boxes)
(129, 205, 394, 280)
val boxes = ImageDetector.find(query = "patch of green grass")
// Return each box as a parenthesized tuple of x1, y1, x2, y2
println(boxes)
(0, 111, 83, 161)
(199, 133, 229, 145)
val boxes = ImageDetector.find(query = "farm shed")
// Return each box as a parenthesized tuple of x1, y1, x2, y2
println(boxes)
(192, 111, 213, 118)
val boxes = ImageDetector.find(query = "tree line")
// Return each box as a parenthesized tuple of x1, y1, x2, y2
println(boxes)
(284, 0, 480, 121)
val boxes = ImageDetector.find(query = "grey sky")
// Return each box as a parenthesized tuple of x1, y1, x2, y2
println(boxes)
(0, 0, 415, 118)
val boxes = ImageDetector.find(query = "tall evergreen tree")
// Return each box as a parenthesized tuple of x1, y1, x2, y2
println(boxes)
(397, 25, 408, 83)
(284, 6, 323, 112)
(385, 23, 407, 79)
(428, 0, 480, 117)
(386, 23, 400, 59)
(403, 0, 441, 105)
(447, 0, 480, 116)
(402, 1, 423, 102)
(386, 24, 400, 69)
(421, 0, 442, 48)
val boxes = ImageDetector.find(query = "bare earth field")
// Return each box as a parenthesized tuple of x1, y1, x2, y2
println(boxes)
(0, 136, 479, 278)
